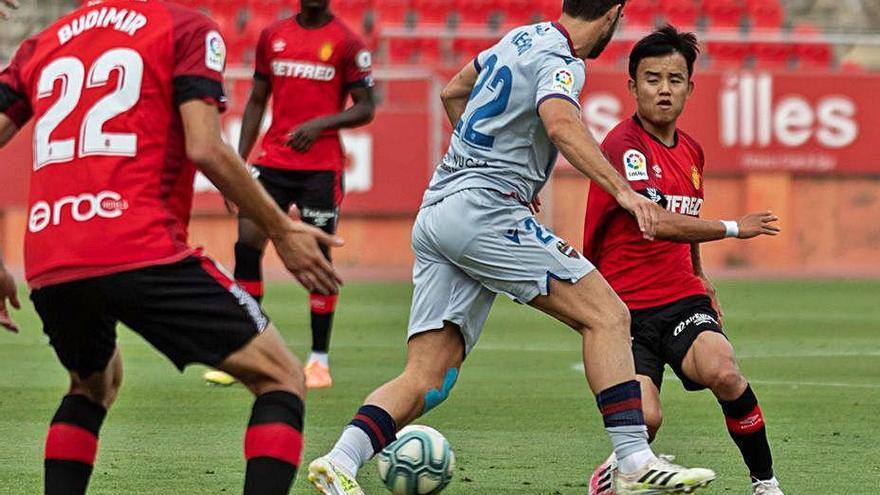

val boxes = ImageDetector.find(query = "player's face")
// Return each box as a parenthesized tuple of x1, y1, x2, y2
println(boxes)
(301, 0, 329, 12)
(628, 52, 694, 127)
(588, 6, 622, 59)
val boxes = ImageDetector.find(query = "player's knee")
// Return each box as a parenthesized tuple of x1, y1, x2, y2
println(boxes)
(706, 366, 745, 397)
(585, 300, 630, 336)
(417, 367, 459, 415)
(69, 377, 119, 410)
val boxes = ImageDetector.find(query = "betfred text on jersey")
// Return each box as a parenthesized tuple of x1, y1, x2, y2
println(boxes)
(29, 191, 129, 233)
(271, 60, 335, 81)
(57, 7, 148, 45)
(666, 195, 703, 217)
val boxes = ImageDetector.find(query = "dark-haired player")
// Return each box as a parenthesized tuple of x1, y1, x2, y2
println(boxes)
(0, 1, 343, 493)
(586, 26, 784, 495)
(222, 0, 376, 389)
(305, 3, 720, 494)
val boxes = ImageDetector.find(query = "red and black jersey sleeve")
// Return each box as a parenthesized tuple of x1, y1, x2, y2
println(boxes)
(341, 37, 373, 89)
(169, 6, 227, 111)
(0, 38, 36, 127)
(254, 27, 272, 82)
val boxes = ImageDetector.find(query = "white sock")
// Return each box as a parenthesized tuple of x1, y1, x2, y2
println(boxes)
(328, 426, 374, 476)
(308, 352, 329, 367)
(617, 448, 657, 474)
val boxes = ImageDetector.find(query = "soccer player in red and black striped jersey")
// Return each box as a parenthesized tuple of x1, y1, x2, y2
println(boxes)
(229, 0, 375, 389)
(0, 1, 343, 493)
(585, 27, 784, 495)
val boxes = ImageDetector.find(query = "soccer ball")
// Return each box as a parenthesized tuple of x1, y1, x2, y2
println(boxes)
(377, 425, 455, 495)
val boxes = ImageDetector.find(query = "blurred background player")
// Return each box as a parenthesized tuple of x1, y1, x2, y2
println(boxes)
(215, 0, 375, 390)
(584, 26, 783, 495)
(305, 2, 724, 494)
(0, 0, 343, 493)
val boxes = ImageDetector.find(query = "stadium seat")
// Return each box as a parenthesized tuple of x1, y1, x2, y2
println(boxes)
(706, 41, 752, 69)
(745, 0, 784, 30)
(702, 0, 745, 30)
(374, 0, 412, 27)
(386, 37, 421, 64)
(792, 23, 833, 69)
(500, 0, 542, 27)
(592, 41, 630, 67)
(455, 0, 498, 27)
(622, 0, 659, 28)
(452, 38, 497, 66)
(751, 41, 794, 70)
(658, 0, 699, 29)
(412, 0, 454, 26)
(335, 0, 372, 33)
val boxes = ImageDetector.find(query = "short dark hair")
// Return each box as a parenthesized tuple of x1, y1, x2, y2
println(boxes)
(628, 25, 700, 80)
(562, 0, 626, 21)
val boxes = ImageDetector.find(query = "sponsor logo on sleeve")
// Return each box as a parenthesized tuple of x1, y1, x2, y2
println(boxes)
(691, 164, 702, 190)
(205, 30, 226, 72)
(356, 49, 372, 71)
(624, 149, 649, 181)
(551, 68, 574, 95)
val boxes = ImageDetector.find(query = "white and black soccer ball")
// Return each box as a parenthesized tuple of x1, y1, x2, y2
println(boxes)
(377, 425, 455, 495)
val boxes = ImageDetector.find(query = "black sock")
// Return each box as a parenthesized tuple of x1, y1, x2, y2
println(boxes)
(44, 395, 107, 495)
(350, 404, 398, 455)
(234, 241, 264, 303)
(309, 294, 337, 354)
(243, 391, 305, 495)
(719, 384, 774, 481)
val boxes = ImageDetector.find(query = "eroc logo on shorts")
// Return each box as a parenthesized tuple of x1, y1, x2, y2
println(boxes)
(29, 191, 129, 233)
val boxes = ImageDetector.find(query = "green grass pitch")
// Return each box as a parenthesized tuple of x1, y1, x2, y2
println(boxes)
(1, 280, 878, 494)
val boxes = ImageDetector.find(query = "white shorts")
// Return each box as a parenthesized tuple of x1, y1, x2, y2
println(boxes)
(407, 188, 595, 354)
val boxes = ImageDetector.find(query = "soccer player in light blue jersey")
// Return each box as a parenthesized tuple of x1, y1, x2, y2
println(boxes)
(308, 2, 717, 493)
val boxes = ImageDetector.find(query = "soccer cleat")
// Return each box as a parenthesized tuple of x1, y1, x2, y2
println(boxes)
(753, 478, 784, 495)
(307, 456, 364, 495)
(202, 370, 236, 386)
(305, 361, 333, 389)
(589, 453, 617, 495)
(614, 455, 716, 494)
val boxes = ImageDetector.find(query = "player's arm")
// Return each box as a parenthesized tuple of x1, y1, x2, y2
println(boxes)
(0, 250, 20, 333)
(540, 98, 660, 238)
(0, 113, 19, 147)
(440, 62, 479, 126)
(180, 100, 343, 294)
(287, 85, 376, 152)
(691, 242, 723, 321)
(237, 77, 270, 160)
(0, 0, 19, 20)
(651, 208, 780, 242)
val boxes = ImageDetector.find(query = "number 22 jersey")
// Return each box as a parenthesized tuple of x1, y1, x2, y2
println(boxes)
(0, 0, 227, 288)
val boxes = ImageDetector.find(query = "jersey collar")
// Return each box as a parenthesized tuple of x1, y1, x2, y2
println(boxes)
(633, 114, 679, 148)
(551, 22, 577, 58)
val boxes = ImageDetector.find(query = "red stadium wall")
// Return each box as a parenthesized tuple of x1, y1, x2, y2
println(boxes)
(1, 68, 879, 279)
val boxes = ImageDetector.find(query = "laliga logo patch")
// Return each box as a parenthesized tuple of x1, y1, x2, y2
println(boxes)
(624, 149, 649, 181)
(356, 49, 372, 70)
(551, 68, 574, 95)
(205, 30, 226, 72)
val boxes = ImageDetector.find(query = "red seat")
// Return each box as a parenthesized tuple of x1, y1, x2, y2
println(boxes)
(455, 0, 498, 26)
(792, 23, 833, 69)
(452, 38, 497, 65)
(658, 0, 698, 29)
(335, 0, 372, 33)
(702, 0, 744, 29)
(386, 37, 421, 64)
(745, 0, 783, 30)
(592, 41, 630, 67)
(751, 42, 794, 70)
(419, 38, 445, 65)
(412, 0, 454, 26)
(622, 0, 658, 28)
(707, 41, 752, 69)
(537, 0, 562, 22)
(374, 0, 412, 27)
(500, 0, 542, 26)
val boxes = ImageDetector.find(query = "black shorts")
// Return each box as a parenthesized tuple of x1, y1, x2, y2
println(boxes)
(30, 255, 270, 378)
(630, 295, 725, 392)
(253, 165, 341, 243)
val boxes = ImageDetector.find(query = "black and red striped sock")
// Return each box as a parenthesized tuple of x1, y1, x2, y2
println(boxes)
(234, 241, 264, 303)
(720, 384, 774, 481)
(243, 391, 305, 495)
(44, 395, 107, 495)
(309, 294, 337, 354)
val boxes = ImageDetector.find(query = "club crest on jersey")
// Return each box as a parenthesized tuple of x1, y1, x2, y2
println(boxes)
(551, 68, 574, 95)
(319, 42, 334, 62)
(691, 164, 702, 189)
(652, 164, 663, 178)
(272, 38, 287, 53)
(205, 30, 226, 72)
(624, 149, 649, 181)
(556, 240, 582, 259)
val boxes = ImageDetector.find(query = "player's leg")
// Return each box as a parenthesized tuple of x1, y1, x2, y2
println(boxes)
(31, 280, 121, 495)
(297, 170, 342, 388)
(107, 256, 305, 495)
(679, 329, 780, 492)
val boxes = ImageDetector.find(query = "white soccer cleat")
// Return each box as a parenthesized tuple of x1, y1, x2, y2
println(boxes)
(589, 453, 617, 495)
(752, 478, 784, 495)
(614, 455, 716, 494)
(307, 456, 365, 495)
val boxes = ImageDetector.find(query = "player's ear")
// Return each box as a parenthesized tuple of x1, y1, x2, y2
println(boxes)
(628, 78, 637, 98)
(607, 4, 623, 23)
(687, 79, 695, 97)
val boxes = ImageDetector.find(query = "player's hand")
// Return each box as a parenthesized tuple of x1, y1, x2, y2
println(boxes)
(223, 197, 239, 216)
(286, 120, 326, 153)
(736, 211, 780, 239)
(0, 267, 20, 333)
(0, 0, 20, 20)
(699, 275, 724, 326)
(270, 207, 344, 295)
(528, 195, 542, 215)
(616, 190, 660, 240)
